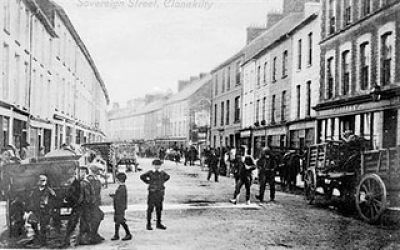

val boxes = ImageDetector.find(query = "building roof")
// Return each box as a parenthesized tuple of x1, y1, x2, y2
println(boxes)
(243, 13, 304, 63)
(211, 50, 244, 73)
(36, 0, 110, 104)
(166, 74, 212, 104)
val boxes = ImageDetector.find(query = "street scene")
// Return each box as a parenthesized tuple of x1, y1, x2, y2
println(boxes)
(1, 158, 399, 249)
(1, 0, 400, 249)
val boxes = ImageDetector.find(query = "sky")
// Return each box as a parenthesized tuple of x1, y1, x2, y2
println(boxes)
(54, 0, 283, 106)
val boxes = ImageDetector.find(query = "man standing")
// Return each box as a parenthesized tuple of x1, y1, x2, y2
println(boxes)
(256, 147, 278, 202)
(140, 159, 170, 230)
(87, 165, 105, 243)
(27, 175, 56, 246)
(78, 166, 95, 245)
(207, 149, 219, 182)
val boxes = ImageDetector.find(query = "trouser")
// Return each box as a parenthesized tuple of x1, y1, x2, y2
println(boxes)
(78, 205, 92, 244)
(184, 156, 188, 166)
(259, 171, 275, 201)
(147, 191, 164, 225)
(234, 177, 252, 201)
(90, 206, 104, 240)
(30, 211, 51, 244)
(64, 207, 80, 245)
(207, 166, 219, 182)
(114, 211, 130, 236)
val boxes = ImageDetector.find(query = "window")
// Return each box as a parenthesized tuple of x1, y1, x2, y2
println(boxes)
(343, 0, 352, 26)
(14, 54, 21, 105)
(24, 62, 29, 107)
(342, 50, 350, 95)
(281, 91, 287, 121)
(271, 95, 276, 123)
(4, 0, 10, 32)
(235, 61, 241, 85)
(15, 0, 21, 42)
(360, 42, 370, 90)
(298, 39, 302, 69)
(262, 97, 266, 121)
(226, 100, 230, 125)
(214, 77, 218, 96)
(306, 81, 311, 117)
(326, 57, 334, 99)
(296, 85, 301, 119)
(263, 62, 268, 84)
(24, 8, 29, 48)
(227, 67, 230, 91)
(220, 101, 224, 126)
(221, 71, 225, 93)
(2, 44, 10, 101)
(234, 96, 240, 123)
(282, 50, 288, 77)
(257, 65, 261, 87)
(381, 32, 392, 86)
(272, 57, 277, 82)
(308, 33, 313, 66)
(256, 99, 260, 122)
(362, 0, 371, 16)
(328, 0, 336, 34)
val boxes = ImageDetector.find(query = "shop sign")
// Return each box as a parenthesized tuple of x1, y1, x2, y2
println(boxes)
(240, 130, 251, 138)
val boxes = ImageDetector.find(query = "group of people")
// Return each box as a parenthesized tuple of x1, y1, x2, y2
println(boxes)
(204, 145, 302, 204)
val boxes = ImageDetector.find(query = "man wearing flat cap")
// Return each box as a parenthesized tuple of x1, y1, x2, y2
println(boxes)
(140, 159, 170, 230)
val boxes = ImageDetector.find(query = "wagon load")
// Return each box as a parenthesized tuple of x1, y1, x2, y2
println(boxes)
(304, 138, 400, 223)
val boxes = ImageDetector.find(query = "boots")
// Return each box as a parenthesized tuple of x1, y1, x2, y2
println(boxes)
(229, 194, 239, 205)
(111, 224, 120, 240)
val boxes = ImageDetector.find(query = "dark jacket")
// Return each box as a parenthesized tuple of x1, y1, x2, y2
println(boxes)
(28, 186, 56, 214)
(87, 175, 102, 206)
(257, 151, 278, 175)
(208, 154, 219, 169)
(113, 184, 127, 215)
(79, 179, 95, 206)
(232, 158, 255, 179)
(140, 170, 170, 192)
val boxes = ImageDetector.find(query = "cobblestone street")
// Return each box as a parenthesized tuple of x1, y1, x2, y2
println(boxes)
(73, 158, 400, 250)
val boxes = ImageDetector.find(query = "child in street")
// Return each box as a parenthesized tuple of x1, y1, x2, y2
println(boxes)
(140, 159, 170, 230)
(110, 172, 132, 241)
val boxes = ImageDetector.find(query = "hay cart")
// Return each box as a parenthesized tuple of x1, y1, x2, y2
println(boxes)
(304, 140, 400, 223)
(0, 157, 79, 238)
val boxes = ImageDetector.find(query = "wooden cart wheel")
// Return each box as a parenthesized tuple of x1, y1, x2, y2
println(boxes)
(355, 173, 386, 223)
(304, 169, 316, 204)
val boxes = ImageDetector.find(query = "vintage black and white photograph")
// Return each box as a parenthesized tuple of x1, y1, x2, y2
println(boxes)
(0, 0, 399, 249)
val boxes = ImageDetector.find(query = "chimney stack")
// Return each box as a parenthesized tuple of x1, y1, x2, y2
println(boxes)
(282, 0, 306, 16)
(199, 72, 207, 78)
(190, 76, 199, 82)
(178, 80, 190, 92)
(266, 12, 284, 29)
(246, 26, 267, 44)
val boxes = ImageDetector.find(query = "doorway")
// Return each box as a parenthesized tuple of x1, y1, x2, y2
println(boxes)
(383, 109, 397, 148)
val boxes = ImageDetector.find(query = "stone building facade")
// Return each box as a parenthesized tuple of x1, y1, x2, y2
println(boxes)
(0, 0, 109, 157)
(210, 51, 243, 149)
(316, 0, 400, 149)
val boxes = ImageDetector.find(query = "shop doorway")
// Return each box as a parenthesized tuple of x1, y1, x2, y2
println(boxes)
(383, 109, 397, 148)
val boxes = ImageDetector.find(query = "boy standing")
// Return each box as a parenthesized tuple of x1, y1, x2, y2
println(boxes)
(140, 159, 170, 230)
(110, 172, 132, 241)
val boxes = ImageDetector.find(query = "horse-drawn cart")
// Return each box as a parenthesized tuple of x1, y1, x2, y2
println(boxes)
(0, 157, 79, 241)
(304, 139, 400, 223)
